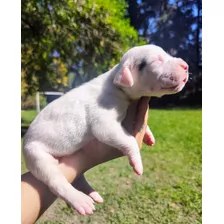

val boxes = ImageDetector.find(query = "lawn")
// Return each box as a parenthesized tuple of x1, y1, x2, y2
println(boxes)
(21, 109, 202, 224)
(21, 110, 37, 126)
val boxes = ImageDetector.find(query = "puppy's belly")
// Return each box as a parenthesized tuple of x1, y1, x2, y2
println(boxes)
(25, 119, 94, 157)
(46, 133, 95, 157)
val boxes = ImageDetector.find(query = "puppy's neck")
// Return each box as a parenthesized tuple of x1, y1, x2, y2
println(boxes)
(95, 65, 133, 114)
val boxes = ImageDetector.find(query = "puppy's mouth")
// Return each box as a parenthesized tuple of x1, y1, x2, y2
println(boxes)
(159, 75, 180, 90)
(159, 74, 188, 92)
(161, 84, 179, 90)
(161, 83, 185, 92)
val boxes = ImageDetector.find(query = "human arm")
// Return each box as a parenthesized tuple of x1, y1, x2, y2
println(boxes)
(21, 97, 152, 224)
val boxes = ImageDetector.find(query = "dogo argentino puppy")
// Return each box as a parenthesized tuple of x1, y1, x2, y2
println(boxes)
(23, 44, 189, 215)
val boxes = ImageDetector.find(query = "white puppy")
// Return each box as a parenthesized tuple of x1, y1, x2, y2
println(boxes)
(23, 44, 189, 215)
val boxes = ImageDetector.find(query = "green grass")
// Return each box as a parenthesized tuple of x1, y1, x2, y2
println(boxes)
(21, 109, 202, 224)
(21, 110, 37, 126)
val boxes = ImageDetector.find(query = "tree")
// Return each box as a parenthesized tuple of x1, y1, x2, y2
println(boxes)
(22, 0, 144, 96)
(126, 0, 202, 106)
(126, 0, 201, 70)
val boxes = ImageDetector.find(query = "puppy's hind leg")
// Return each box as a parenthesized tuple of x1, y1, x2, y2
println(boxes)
(23, 142, 95, 215)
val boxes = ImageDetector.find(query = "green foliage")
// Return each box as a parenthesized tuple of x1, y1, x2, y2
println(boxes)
(21, 109, 202, 223)
(22, 0, 143, 95)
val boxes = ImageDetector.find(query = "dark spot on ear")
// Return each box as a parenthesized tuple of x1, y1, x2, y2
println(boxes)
(138, 58, 147, 71)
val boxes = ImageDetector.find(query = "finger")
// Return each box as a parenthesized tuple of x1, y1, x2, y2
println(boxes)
(133, 97, 150, 148)
(133, 97, 150, 136)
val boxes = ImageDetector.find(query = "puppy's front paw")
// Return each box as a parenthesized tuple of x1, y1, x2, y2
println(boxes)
(128, 152, 143, 176)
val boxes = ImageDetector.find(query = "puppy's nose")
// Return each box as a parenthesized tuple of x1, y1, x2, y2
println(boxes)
(179, 62, 188, 71)
(177, 60, 189, 83)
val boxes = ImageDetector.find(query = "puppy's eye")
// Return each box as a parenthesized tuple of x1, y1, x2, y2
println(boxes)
(138, 58, 147, 71)
(149, 56, 164, 66)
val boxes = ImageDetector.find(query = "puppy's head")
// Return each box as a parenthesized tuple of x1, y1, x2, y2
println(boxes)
(114, 44, 189, 99)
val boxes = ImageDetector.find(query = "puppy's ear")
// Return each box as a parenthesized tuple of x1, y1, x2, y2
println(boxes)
(113, 67, 134, 87)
